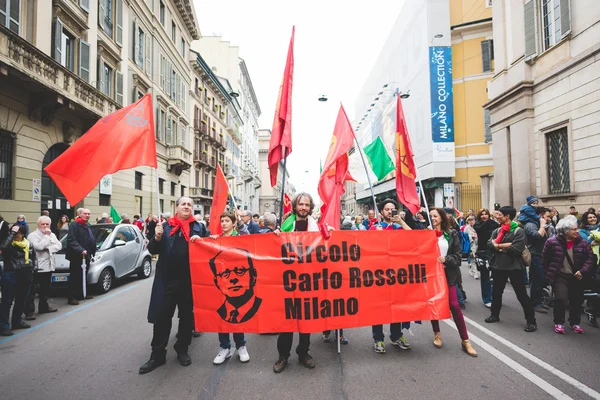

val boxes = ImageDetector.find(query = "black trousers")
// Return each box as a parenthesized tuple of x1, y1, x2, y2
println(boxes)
(491, 268, 536, 324)
(150, 279, 193, 361)
(68, 259, 89, 301)
(552, 272, 584, 325)
(24, 271, 52, 314)
(277, 333, 311, 359)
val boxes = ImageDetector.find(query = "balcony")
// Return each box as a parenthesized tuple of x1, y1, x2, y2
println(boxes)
(232, 129, 243, 145)
(193, 150, 209, 168)
(241, 167, 253, 183)
(189, 187, 213, 199)
(210, 156, 217, 169)
(167, 145, 192, 175)
(0, 25, 119, 130)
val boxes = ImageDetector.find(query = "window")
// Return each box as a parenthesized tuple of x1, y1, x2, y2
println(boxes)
(195, 170, 199, 187)
(160, 55, 166, 89)
(98, 0, 122, 44)
(102, 0, 113, 37)
(0, 130, 15, 200)
(203, 172, 208, 188)
(172, 120, 178, 145)
(159, 178, 165, 194)
(180, 185, 185, 197)
(99, 62, 113, 97)
(484, 109, 492, 143)
(133, 23, 144, 69)
(99, 194, 111, 206)
(180, 38, 185, 57)
(159, 199, 164, 213)
(524, 0, 571, 59)
(546, 127, 570, 194)
(135, 171, 143, 190)
(53, 18, 91, 82)
(80, 0, 90, 13)
(170, 182, 176, 196)
(157, 108, 165, 142)
(159, 1, 165, 25)
(481, 39, 494, 73)
(171, 21, 176, 42)
(0, 0, 20, 34)
(486, 0, 492, 7)
(166, 118, 173, 145)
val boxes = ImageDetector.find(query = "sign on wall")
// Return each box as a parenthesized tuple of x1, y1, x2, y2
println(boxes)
(429, 46, 455, 160)
(32, 179, 41, 201)
(100, 175, 112, 195)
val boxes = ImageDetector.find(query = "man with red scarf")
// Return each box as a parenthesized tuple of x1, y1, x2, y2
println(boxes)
(139, 197, 210, 374)
(66, 208, 96, 305)
(485, 206, 537, 332)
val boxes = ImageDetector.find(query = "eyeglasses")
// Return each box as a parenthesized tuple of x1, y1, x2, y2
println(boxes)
(216, 266, 250, 279)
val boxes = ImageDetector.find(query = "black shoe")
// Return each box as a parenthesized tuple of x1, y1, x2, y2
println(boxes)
(0, 327, 14, 336)
(139, 359, 166, 374)
(273, 356, 288, 373)
(534, 305, 548, 314)
(177, 352, 192, 366)
(85, 295, 94, 300)
(24, 314, 36, 321)
(12, 321, 31, 330)
(299, 354, 315, 369)
(68, 299, 79, 305)
(39, 307, 58, 314)
(485, 315, 500, 323)
(524, 323, 537, 332)
(192, 331, 202, 338)
(460, 304, 466, 310)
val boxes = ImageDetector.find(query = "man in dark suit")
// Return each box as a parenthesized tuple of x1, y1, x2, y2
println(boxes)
(210, 248, 262, 324)
(66, 208, 96, 305)
(139, 197, 210, 374)
(241, 211, 260, 234)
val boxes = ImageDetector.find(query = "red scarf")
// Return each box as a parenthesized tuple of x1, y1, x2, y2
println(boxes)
(168, 215, 192, 241)
(495, 223, 511, 244)
(75, 217, 88, 225)
(434, 230, 444, 238)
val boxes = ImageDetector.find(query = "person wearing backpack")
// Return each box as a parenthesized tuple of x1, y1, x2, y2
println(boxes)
(486, 206, 537, 332)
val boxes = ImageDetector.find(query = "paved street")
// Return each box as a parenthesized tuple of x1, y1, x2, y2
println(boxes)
(1, 262, 599, 400)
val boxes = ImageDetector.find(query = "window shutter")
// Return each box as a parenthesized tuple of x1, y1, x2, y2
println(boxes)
(159, 56, 164, 89)
(98, 0, 105, 28)
(145, 36, 151, 76)
(182, 83, 186, 112)
(484, 109, 492, 143)
(79, 0, 90, 12)
(79, 39, 90, 82)
(115, 0, 123, 45)
(176, 74, 181, 105)
(524, 0, 537, 61)
(166, 61, 171, 95)
(53, 17, 63, 63)
(166, 118, 172, 145)
(133, 20, 139, 64)
(115, 70, 123, 105)
(481, 40, 491, 72)
(560, 0, 571, 39)
(96, 58, 102, 90)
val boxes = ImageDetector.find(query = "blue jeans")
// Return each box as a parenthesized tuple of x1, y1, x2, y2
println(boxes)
(372, 323, 403, 342)
(529, 254, 544, 307)
(218, 333, 246, 349)
(456, 285, 465, 305)
(0, 270, 32, 329)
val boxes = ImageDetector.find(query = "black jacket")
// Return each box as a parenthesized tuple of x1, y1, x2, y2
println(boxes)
(0, 231, 36, 272)
(66, 221, 96, 262)
(442, 229, 463, 286)
(146, 220, 209, 324)
(475, 219, 500, 254)
(246, 220, 260, 234)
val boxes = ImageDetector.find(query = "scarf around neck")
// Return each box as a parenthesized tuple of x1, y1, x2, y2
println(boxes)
(75, 217, 88, 225)
(584, 224, 600, 232)
(168, 215, 192, 241)
(12, 238, 30, 264)
(434, 229, 450, 241)
(495, 221, 519, 244)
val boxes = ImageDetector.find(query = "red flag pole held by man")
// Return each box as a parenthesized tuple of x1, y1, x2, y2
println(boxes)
(268, 26, 295, 221)
(318, 105, 356, 233)
(395, 93, 424, 217)
(45, 94, 157, 206)
(208, 164, 230, 236)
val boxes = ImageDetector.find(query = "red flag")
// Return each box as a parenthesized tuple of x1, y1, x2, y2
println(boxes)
(318, 105, 356, 231)
(268, 26, 295, 187)
(44, 94, 157, 205)
(283, 193, 292, 215)
(395, 95, 420, 215)
(209, 165, 229, 236)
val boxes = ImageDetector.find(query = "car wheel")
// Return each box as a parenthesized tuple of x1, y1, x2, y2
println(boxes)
(139, 257, 152, 279)
(97, 268, 114, 294)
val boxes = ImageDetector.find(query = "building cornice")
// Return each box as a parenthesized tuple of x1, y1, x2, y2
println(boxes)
(173, 0, 201, 40)
(239, 58, 261, 117)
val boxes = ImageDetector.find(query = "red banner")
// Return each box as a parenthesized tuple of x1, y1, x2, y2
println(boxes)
(190, 230, 450, 333)
(208, 164, 228, 235)
(283, 193, 292, 215)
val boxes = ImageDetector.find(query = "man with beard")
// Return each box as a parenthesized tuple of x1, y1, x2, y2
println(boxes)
(273, 192, 319, 373)
(139, 197, 209, 374)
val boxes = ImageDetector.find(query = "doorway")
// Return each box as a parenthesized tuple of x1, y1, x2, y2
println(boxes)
(42, 143, 73, 229)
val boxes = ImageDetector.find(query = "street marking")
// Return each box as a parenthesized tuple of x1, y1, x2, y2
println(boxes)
(461, 316, 600, 400)
(0, 280, 147, 346)
(442, 320, 573, 399)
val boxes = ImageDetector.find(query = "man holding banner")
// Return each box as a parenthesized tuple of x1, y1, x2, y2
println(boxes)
(274, 192, 319, 373)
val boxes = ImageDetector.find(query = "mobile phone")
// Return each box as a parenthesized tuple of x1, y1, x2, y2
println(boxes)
(392, 210, 398, 217)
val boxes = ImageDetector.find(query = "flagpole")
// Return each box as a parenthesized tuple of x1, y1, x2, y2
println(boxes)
(278, 148, 289, 224)
(353, 137, 380, 223)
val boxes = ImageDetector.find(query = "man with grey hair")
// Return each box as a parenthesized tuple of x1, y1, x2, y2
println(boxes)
(241, 210, 260, 234)
(259, 213, 279, 234)
(66, 208, 96, 305)
(97, 213, 109, 224)
(28, 216, 62, 313)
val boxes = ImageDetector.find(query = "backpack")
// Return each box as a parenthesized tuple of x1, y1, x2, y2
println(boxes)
(460, 230, 471, 255)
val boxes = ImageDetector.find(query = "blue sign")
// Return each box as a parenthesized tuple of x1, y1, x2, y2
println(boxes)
(429, 46, 454, 143)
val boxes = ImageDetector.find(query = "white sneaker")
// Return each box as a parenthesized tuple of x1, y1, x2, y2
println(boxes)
(485, 303, 492, 308)
(213, 348, 231, 365)
(237, 345, 250, 363)
(474, 271, 480, 280)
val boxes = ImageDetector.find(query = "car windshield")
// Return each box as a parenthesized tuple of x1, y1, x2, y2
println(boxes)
(59, 225, 115, 250)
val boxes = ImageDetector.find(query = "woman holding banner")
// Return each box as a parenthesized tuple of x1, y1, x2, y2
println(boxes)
(429, 208, 478, 357)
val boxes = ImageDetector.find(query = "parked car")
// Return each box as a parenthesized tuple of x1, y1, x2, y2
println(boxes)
(52, 224, 152, 294)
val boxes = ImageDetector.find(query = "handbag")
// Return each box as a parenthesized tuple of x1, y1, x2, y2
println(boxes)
(521, 247, 532, 267)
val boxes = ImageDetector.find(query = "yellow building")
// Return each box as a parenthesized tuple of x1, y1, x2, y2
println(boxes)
(450, 0, 495, 211)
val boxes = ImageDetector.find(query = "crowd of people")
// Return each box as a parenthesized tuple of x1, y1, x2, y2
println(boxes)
(1, 193, 598, 375)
